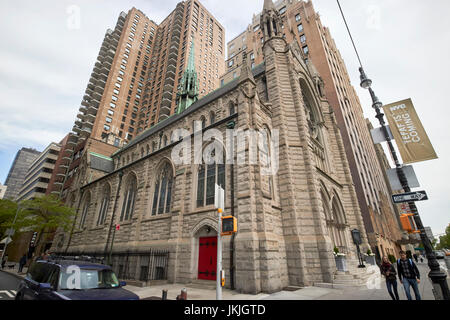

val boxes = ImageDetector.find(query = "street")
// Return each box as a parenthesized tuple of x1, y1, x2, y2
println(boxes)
(0, 270, 20, 300)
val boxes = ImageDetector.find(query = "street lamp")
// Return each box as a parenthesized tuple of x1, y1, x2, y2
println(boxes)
(359, 67, 450, 300)
(351, 229, 365, 268)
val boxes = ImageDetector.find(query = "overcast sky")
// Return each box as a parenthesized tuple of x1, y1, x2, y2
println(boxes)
(0, 0, 449, 236)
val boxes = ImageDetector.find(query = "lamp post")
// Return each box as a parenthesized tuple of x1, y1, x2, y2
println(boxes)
(359, 67, 449, 300)
(351, 229, 365, 268)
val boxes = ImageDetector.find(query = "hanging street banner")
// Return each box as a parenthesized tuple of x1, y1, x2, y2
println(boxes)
(383, 98, 438, 164)
(392, 191, 428, 204)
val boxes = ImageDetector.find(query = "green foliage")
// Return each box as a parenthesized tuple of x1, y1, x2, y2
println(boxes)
(334, 246, 339, 254)
(436, 223, 450, 250)
(0, 195, 75, 235)
(367, 249, 372, 255)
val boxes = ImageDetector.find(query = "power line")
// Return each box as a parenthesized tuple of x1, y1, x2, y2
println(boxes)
(336, 0, 364, 68)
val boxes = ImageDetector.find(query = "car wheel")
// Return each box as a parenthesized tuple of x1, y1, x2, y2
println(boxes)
(15, 292, 22, 300)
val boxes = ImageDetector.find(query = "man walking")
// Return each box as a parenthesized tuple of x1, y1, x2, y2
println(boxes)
(18, 254, 27, 273)
(397, 250, 421, 300)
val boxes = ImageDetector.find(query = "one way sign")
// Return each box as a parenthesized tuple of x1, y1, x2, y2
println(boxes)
(392, 191, 428, 204)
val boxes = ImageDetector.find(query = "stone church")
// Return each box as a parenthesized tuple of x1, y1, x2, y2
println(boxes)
(53, 0, 371, 294)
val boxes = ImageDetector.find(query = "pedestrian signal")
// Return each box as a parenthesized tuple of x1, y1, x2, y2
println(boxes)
(221, 216, 237, 236)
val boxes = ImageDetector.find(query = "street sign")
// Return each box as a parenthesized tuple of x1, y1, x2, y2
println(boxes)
(386, 166, 420, 191)
(392, 191, 428, 204)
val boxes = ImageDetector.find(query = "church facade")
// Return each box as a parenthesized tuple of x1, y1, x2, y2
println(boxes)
(53, 1, 370, 294)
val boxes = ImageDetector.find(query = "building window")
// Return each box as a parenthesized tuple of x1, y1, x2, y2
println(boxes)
(279, 6, 287, 15)
(79, 193, 91, 228)
(303, 45, 309, 55)
(300, 35, 306, 44)
(96, 185, 110, 226)
(106, 117, 112, 123)
(210, 111, 216, 125)
(295, 14, 301, 22)
(104, 125, 110, 131)
(110, 102, 116, 109)
(229, 102, 235, 115)
(197, 150, 225, 207)
(120, 175, 137, 221)
(152, 163, 174, 215)
(297, 24, 304, 33)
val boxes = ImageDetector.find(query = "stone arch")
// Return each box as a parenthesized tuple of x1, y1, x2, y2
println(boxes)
(119, 172, 138, 221)
(149, 158, 176, 216)
(299, 78, 324, 142)
(79, 190, 91, 228)
(95, 182, 112, 226)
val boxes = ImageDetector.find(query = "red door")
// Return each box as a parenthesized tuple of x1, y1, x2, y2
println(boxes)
(198, 237, 217, 281)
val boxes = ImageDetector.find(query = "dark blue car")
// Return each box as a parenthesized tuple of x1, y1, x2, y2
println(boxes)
(16, 258, 140, 300)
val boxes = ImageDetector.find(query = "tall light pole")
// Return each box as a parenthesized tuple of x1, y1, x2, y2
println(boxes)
(359, 67, 449, 300)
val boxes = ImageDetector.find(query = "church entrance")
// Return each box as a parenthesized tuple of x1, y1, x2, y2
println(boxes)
(197, 236, 217, 281)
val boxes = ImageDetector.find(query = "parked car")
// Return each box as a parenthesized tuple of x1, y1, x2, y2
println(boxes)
(443, 249, 450, 257)
(434, 250, 445, 259)
(15, 257, 140, 300)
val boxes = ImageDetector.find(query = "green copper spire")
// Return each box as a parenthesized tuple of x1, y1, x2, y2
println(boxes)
(176, 40, 199, 114)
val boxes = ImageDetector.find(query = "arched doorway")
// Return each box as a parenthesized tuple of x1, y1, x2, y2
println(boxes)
(193, 222, 218, 281)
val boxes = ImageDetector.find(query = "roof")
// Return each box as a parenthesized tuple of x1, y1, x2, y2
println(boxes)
(38, 259, 111, 270)
(114, 63, 266, 157)
(90, 152, 114, 173)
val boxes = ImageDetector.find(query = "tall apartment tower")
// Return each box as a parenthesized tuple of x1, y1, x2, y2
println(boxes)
(3, 147, 41, 200)
(221, 0, 406, 259)
(137, 0, 225, 131)
(61, 8, 158, 198)
(62, 2, 225, 199)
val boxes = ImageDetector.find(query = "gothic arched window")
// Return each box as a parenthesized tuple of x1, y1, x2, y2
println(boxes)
(96, 185, 110, 226)
(197, 150, 225, 207)
(79, 192, 91, 228)
(152, 163, 174, 215)
(120, 175, 137, 221)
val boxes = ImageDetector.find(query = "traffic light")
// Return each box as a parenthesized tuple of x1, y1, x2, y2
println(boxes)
(220, 270, 225, 287)
(221, 216, 237, 236)
(400, 214, 418, 234)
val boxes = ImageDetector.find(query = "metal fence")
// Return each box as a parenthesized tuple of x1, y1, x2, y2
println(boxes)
(54, 249, 169, 282)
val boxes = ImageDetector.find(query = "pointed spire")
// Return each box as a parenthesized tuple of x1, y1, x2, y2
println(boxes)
(176, 40, 199, 114)
(186, 40, 196, 73)
(263, 0, 275, 11)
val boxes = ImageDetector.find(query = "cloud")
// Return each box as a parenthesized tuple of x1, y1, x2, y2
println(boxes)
(0, 0, 449, 237)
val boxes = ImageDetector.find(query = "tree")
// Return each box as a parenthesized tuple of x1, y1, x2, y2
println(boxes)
(436, 224, 450, 250)
(0, 195, 75, 256)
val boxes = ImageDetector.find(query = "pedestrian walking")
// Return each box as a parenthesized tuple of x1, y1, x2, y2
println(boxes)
(380, 256, 400, 300)
(19, 254, 27, 273)
(1, 254, 8, 269)
(413, 253, 418, 263)
(397, 250, 421, 300)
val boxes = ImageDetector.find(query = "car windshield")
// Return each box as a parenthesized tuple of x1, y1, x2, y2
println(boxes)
(59, 268, 120, 290)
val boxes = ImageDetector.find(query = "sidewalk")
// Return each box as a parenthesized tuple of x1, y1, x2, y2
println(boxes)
(2, 260, 447, 300)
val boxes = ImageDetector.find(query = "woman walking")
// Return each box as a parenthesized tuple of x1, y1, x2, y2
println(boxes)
(380, 256, 400, 300)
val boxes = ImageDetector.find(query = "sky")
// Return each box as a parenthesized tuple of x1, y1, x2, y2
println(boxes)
(0, 0, 449, 236)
